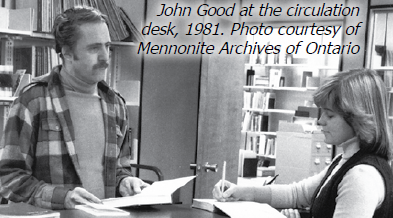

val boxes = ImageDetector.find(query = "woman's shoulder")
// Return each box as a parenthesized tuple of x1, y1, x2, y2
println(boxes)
(342, 164, 384, 198)
(346, 164, 384, 179)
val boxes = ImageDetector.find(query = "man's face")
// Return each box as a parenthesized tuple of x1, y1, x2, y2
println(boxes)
(68, 22, 111, 84)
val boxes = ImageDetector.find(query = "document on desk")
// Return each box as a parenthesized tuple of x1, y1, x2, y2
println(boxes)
(75, 203, 130, 216)
(102, 175, 196, 208)
(192, 199, 285, 218)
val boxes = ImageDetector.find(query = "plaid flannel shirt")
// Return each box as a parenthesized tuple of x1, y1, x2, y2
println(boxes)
(0, 66, 133, 209)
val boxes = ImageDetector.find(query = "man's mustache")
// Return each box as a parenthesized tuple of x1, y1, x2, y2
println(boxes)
(93, 62, 109, 69)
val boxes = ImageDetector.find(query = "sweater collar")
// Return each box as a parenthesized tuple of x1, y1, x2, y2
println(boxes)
(59, 67, 97, 95)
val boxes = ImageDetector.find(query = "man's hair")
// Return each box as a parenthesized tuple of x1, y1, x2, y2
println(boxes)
(52, 6, 108, 58)
(313, 69, 393, 160)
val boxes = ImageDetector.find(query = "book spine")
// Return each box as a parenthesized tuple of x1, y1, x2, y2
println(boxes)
(37, 0, 42, 32)
(0, 102, 10, 140)
(3, 0, 13, 9)
(36, 46, 42, 77)
(111, 48, 121, 89)
(31, 46, 36, 78)
(1, 40, 14, 66)
(15, 0, 38, 31)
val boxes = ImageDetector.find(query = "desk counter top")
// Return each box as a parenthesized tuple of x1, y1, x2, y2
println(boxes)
(60, 204, 229, 218)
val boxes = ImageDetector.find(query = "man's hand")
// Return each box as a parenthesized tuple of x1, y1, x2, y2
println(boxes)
(119, 177, 150, 197)
(64, 187, 102, 209)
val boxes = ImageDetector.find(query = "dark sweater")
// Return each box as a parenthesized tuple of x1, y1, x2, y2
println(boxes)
(310, 150, 393, 218)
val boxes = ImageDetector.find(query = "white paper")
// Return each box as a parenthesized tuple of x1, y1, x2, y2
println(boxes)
(141, 175, 196, 195)
(102, 175, 197, 208)
(214, 201, 285, 218)
(76, 202, 130, 216)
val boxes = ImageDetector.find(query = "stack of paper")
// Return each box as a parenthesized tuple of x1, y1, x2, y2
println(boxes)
(76, 176, 196, 216)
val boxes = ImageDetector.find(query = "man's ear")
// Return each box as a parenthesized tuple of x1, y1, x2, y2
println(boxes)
(62, 46, 73, 60)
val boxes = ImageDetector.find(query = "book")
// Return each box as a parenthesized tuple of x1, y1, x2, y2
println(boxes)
(15, 0, 38, 31)
(241, 111, 252, 131)
(2, 0, 13, 9)
(253, 75, 269, 87)
(9, 8, 34, 31)
(0, 39, 14, 66)
(246, 67, 255, 86)
(118, 7, 145, 42)
(192, 199, 286, 218)
(0, 7, 9, 29)
(108, 47, 121, 89)
(191, 199, 219, 212)
(14, 72, 31, 97)
(257, 135, 267, 155)
(0, 202, 60, 218)
(14, 46, 36, 77)
(0, 101, 11, 140)
(0, 73, 13, 97)
(243, 158, 259, 177)
(269, 69, 282, 87)
(12, 69, 26, 93)
(238, 149, 257, 176)
(301, 71, 313, 87)
(101, 175, 196, 208)
(96, 0, 129, 41)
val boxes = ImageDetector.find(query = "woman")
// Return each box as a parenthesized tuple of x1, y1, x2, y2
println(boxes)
(213, 69, 393, 218)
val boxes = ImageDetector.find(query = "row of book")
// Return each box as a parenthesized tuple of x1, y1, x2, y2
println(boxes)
(2, 0, 142, 42)
(249, 50, 294, 65)
(246, 67, 284, 87)
(239, 136, 276, 177)
(13, 44, 61, 78)
(242, 111, 269, 132)
(0, 38, 61, 78)
(243, 91, 275, 110)
(245, 134, 276, 157)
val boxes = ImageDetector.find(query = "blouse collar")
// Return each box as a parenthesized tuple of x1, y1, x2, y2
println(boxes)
(340, 137, 359, 160)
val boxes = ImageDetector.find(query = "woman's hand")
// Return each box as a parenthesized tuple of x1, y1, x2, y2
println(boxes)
(212, 180, 237, 202)
(281, 208, 301, 218)
(212, 180, 255, 202)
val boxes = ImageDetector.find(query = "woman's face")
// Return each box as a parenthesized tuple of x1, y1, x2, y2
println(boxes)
(318, 107, 355, 145)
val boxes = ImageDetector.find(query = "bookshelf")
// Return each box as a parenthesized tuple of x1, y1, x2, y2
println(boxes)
(240, 24, 342, 179)
(0, 28, 53, 39)
(366, 8, 393, 123)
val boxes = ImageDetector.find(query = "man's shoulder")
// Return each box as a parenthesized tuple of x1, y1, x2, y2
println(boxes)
(20, 80, 48, 96)
(98, 81, 126, 105)
(16, 78, 51, 106)
(113, 89, 126, 104)
(19, 70, 58, 97)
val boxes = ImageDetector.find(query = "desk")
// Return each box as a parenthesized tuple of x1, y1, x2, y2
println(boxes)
(60, 204, 229, 218)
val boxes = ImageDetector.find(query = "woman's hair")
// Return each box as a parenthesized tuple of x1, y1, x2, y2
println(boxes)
(313, 69, 392, 160)
(52, 6, 108, 58)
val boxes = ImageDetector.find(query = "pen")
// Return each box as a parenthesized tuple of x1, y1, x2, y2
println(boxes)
(221, 161, 226, 193)
(266, 174, 279, 185)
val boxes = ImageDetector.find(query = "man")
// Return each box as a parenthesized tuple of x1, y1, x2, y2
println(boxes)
(0, 6, 148, 209)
